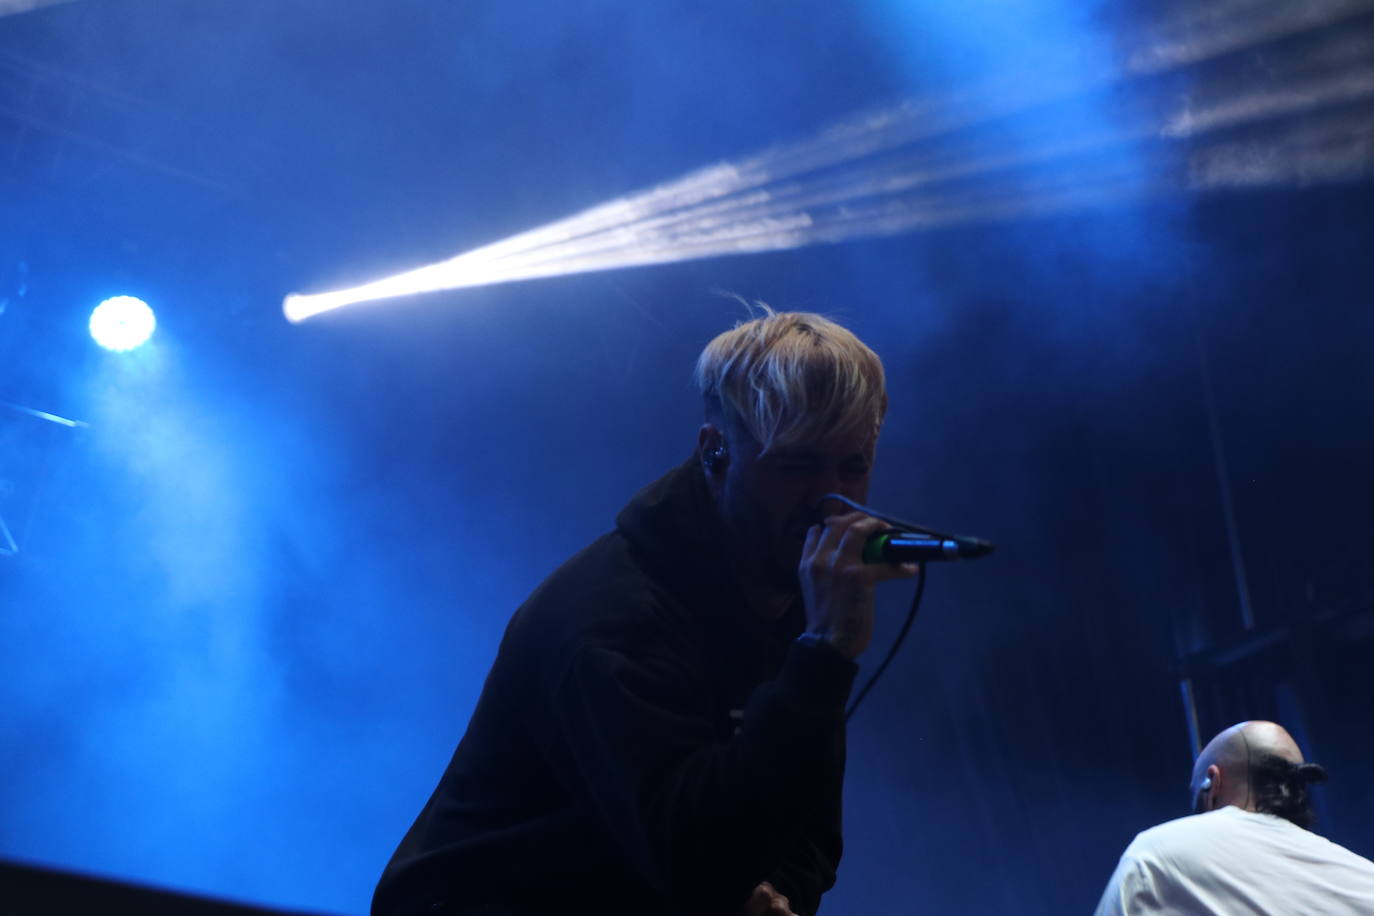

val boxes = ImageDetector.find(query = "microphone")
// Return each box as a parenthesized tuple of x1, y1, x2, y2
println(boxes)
(809, 494, 994, 564)
(862, 529, 995, 563)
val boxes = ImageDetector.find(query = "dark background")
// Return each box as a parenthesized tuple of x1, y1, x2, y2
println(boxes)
(2, 1, 1371, 913)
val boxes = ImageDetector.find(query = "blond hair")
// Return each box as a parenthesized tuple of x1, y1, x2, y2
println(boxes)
(694, 308, 887, 452)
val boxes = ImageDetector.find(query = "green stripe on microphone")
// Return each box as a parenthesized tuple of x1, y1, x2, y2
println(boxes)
(862, 532, 892, 564)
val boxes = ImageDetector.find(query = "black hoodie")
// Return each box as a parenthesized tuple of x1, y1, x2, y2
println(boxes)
(373, 459, 858, 916)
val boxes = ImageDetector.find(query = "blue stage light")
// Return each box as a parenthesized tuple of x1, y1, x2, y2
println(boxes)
(90, 296, 156, 351)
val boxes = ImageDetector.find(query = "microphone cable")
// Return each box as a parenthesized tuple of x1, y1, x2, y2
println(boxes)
(814, 493, 940, 723)
(846, 563, 925, 722)
(819, 492, 965, 542)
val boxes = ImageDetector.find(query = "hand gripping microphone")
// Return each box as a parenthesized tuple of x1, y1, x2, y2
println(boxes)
(821, 493, 992, 722)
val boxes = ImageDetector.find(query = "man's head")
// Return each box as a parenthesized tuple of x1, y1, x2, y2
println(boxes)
(1190, 720, 1328, 829)
(693, 308, 887, 594)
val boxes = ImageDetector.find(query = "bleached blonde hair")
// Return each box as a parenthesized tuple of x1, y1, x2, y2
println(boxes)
(694, 307, 887, 452)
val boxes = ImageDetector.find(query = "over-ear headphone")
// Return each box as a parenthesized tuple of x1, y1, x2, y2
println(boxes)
(703, 445, 728, 472)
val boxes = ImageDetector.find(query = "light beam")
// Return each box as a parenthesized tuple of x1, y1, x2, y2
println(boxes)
(284, 0, 1374, 323)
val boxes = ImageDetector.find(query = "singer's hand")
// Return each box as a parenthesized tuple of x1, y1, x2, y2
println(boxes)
(799, 511, 919, 660)
(739, 882, 799, 916)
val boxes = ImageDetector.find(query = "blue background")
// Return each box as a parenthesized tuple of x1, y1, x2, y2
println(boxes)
(2, 1, 1372, 913)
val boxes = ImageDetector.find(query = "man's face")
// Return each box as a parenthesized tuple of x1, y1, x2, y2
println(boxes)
(715, 427, 876, 592)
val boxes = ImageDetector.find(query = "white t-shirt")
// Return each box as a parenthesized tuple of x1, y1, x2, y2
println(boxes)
(1094, 806, 1374, 915)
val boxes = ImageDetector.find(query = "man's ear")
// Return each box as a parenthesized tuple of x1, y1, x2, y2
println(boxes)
(698, 424, 728, 484)
(1202, 764, 1222, 811)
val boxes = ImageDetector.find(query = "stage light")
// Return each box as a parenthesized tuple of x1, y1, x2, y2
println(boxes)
(284, 0, 1374, 323)
(90, 296, 156, 352)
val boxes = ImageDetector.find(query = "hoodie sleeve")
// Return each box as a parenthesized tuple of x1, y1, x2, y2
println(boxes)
(545, 635, 856, 914)
(766, 832, 842, 916)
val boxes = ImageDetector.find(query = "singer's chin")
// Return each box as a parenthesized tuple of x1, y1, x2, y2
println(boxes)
(768, 540, 806, 593)
(765, 567, 803, 596)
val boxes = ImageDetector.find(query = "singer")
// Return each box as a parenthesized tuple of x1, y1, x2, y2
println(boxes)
(372, 309, 919, 916)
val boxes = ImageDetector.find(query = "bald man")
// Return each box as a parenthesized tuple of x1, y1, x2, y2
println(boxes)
(1094, 720, 1374, 915)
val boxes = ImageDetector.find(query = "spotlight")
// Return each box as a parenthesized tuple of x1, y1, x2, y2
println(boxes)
(284, 0, 1374, 322)
(89, 296, 156, 352)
